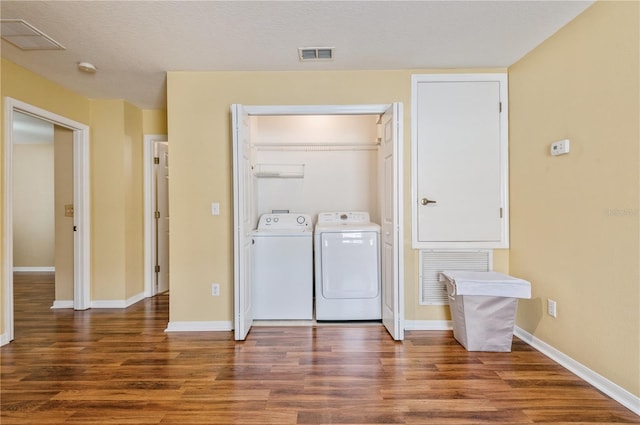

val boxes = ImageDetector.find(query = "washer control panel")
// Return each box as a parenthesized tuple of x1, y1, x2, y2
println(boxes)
(257, 213, 311, 230)
(317, 211, 370, 225)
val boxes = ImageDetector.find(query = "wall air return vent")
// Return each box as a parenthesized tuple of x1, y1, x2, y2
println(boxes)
(0, 19, 65, 50)
(420, 250, 492, 305)
(298, 47, 334, 62)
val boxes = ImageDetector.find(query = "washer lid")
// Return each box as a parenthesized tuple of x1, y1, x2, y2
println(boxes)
(440, 271, 531, 299)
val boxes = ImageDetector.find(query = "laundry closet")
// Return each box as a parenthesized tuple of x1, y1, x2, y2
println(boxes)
(252, 114, 380, 223)
(232, 104, 404, 341)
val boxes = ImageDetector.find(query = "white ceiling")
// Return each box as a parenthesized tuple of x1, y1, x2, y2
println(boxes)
(1, 1, 594, 110)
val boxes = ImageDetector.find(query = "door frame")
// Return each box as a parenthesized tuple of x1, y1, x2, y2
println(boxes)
(143, 134, 168, 297)
(232, 103, 404, 339)
(3, 97, 91, 344)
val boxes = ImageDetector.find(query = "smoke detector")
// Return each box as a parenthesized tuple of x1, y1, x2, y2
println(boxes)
(298, 47, 334, 62)
(77, 62, 97, 73)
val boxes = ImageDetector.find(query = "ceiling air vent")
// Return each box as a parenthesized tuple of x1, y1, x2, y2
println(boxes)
(0, 19, 65, 51)
(298, 47, 334, 62)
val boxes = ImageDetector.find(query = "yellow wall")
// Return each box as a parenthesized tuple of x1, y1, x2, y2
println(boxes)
(54, 126, 74, 301)
(1, 61, 148, 341)
(166, 68, 506, 323)
(143, 109, 168, 135)
(509, 0, 639, 396)
(13, 143, 54, 267)
(124, 102, 144, 299)
(1, 59, 91, 337)
(89, 99, 145, 301)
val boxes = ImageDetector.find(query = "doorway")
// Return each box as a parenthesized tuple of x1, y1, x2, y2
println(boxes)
(231, 104, 404, 341)
(2, 97, 90, 345)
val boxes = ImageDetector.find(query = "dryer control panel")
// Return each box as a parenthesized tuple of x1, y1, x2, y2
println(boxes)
(317, 211, 370, 225)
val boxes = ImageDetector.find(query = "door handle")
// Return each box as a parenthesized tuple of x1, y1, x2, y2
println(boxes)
(421, 198, 437, 206)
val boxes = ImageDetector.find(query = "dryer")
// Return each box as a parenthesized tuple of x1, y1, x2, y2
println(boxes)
(314, 212, 381, 321)
(252, 213, 313, 320)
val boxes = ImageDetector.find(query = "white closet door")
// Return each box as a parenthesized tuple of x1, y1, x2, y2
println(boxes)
(380, 103, 404, 341)
(232, 104, 254, 340)
(413, 74, 508, 248)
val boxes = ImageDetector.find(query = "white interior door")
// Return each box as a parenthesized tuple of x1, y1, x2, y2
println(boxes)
(232, 104, 254, 340)
(380, 103, 404, 341)
(155, 142, 169, 294)
(413, 76, 507, 246)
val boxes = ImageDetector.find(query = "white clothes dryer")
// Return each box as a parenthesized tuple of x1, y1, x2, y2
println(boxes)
(314, 212, 381, 321)
(252, 213, 313, 320)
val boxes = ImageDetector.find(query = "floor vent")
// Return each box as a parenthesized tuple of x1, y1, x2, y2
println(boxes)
(420, 250, 492, 305)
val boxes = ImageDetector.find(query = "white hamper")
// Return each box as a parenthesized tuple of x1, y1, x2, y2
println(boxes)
(440, 271, 531, 352)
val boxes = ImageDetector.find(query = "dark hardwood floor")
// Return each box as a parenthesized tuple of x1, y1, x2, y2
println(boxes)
(1, 272, 637, 424)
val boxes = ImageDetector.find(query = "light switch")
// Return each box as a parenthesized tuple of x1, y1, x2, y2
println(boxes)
(64, 204, 74, 217)
(211, 202, 220, 216)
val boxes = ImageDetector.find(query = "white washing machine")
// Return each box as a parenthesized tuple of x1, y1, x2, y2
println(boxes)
(314, 212, 381, 321)
(252, 213, 313, 320)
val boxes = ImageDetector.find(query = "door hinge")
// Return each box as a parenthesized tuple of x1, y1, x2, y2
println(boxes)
(499, 102, 503, 113)
(154, 157, 160, 165)
(155, 211, 160, 219)
(155, 265, 160, 273)
(500, 207, 503, 218)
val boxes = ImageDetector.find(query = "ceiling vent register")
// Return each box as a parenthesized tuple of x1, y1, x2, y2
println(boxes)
(0, 19, 65, 50)
(298, 47, 334, 62)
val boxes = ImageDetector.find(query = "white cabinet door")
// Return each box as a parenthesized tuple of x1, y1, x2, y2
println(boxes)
(411, 74, 509, 249)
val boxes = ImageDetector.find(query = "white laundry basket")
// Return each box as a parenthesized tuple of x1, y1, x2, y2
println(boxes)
(440, 271, 531, 352)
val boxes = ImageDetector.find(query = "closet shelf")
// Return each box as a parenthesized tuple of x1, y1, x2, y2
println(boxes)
(253, 163, 304, 179)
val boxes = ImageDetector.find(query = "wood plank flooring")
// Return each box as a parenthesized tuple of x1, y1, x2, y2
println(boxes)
(1, 272, 637, 424)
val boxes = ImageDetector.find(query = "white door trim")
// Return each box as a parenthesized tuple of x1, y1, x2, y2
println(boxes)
(143, 134, 168, 297)
(3, 97, 91, 343)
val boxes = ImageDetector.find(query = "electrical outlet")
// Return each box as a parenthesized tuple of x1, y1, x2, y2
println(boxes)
(547, 299, 557, 318)
(211, 283, 220, 297)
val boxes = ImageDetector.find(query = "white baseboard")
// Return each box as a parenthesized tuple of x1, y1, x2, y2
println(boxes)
(91, 292, 146, 309)
(165, 321, 233, 332)
(514, 327, 640, 416)
(13, 267, 55, 272)
(404, 320, 452, 330)
(51, 300, 73, 309)
(0, 332, 10, 346)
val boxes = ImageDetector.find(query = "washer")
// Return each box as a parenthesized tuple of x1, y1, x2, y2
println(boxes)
(252, 213, 313, 320)
(314, 212, 381, 321)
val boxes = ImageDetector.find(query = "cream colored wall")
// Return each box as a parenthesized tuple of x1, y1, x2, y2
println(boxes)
(89, 99, 145, 302)
(54, 126, 74, 302)
(143, 109, 168, 134)
(13, 143, 54, 267)
(1, 59, 148, 339)
(90, 100, 127, 300)
(124, 102, 144, 299)
(166, 68, 506, 323)
(509, 0, 639, 397)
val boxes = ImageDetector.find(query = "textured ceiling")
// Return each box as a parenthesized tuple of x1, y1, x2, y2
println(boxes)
(1, 1, 594, 110)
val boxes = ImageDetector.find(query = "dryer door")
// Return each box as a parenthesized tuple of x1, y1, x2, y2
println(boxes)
(319, 232, 380, 299)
